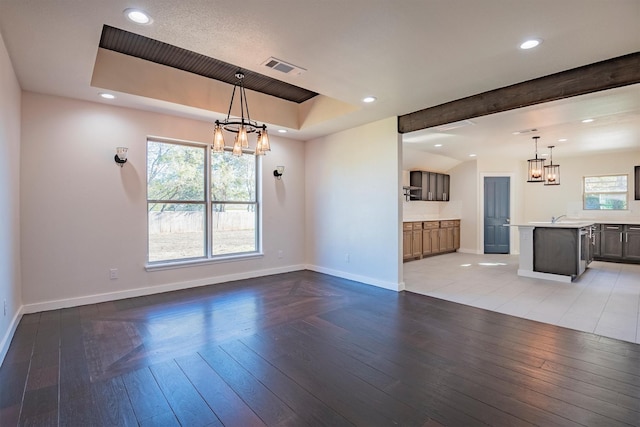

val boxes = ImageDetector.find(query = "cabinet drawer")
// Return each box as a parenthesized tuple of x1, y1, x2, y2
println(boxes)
(413, 222, 423, 230)
(625, 225, 640, 233)
(423, 221, 439, 229)
(403, 223, 413, 231)
(602, 224, 622, 231)
(440, 220, 457, 228)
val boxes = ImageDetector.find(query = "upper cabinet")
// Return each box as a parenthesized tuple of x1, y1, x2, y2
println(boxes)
(409, 171, 450, 201)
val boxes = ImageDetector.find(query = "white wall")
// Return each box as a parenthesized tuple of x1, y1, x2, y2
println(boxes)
(402, 147, 461, 173)
(0, 30, 22, 363)
(305, 117, 403, 290)
(522, 150, 640, 222)
(20, 93, 306, 309)
(446, 160, 478, 253)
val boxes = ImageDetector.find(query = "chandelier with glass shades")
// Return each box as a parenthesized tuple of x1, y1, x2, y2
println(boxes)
(212, 71, 271, 156)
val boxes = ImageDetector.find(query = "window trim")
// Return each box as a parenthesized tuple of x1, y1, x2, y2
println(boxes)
(145, 136, 262, 268)
(583, 173, 629, 211)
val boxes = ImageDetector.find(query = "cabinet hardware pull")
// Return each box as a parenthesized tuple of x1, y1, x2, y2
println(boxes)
(606, 226, 618, 229)
(620, 232, 623, 242)
(629, 227, 640, 230)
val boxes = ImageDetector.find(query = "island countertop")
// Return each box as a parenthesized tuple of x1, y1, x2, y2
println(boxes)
(509, 221, 595, 229)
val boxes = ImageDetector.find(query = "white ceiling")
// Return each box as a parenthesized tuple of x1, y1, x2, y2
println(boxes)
(1, 0, 639, 161)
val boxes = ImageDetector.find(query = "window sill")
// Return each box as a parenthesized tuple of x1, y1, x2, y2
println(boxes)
(145, 252, 264, 272)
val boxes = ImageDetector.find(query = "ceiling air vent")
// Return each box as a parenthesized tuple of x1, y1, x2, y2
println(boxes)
(262, 57, 306, 76)
(433, 120, 475, 132)
(512, 128, 538, 135)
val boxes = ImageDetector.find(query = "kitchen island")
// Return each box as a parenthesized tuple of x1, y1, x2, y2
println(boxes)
(511, 221, 596, 282)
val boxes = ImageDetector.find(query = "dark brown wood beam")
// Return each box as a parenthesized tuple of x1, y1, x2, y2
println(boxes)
(398, 51, 640, 134)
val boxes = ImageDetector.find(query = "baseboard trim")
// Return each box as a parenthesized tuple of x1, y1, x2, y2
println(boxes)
(0, 305, 24, 367)
(305, 264, 402, 292)
(457, 248, 483, 254)
(22, 264, 306, 314)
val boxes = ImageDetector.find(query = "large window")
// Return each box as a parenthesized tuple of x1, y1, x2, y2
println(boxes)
(583, 174, 628, 210)
(147, 139, 259, 264)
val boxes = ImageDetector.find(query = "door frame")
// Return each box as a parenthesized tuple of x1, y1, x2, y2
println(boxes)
(479, 172, 516, 255)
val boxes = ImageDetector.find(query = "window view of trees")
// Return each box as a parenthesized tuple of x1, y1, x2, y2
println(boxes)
(147, 140, 258, 263)
(210, 151, 257, 255)
(584, 175, 628, 210)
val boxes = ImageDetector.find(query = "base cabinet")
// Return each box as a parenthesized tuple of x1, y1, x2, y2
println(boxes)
(404, 220, 460, 262)
(403, 230, 413, 260)
(624, 225, 640, 261)
(594, 223, 640, 264)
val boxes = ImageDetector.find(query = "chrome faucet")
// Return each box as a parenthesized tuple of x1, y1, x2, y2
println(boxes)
(551, 215, 567, 224)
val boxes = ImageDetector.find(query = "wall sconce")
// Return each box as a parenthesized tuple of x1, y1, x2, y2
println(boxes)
(115, 147, 128, 167)
(273, 166, 284, 180)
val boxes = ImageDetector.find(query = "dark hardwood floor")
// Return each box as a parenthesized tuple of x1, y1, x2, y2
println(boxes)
(1, 270, 639, 426)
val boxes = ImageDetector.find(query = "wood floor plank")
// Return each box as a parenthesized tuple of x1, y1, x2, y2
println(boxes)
(149, 360, 221, 427)
(2, 270, 638, 427)
(176, 353, 268, 427)
(121, 367, 174, 424)
(220, 339, 354, 427)
(0, 360, 30, 410)
(198, 345, 304, 426)
(18, 384, 58, 426)
(91, 376, 138, 427)
(138, 411, 181, 427)
(242, 331, 430, 426)
(289, 318, 576, 427)
(59, 385, 101, 426)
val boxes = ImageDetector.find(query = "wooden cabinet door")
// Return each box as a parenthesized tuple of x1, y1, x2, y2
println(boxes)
(430, 229, 439, 254)
(412, 230, 423, 257)
(601, 226, 623, 258)
(593, 229, 601, 257)
(443, 174, 450, 201)
(422, 229, 432, 255)
(435, 173, 445, 201)
(427, 172, 437, 201)
(446, 227, 454, 251)
(624, 227, 640, 261)
(439, 228, 448, 252)
(403, 230, 413, 259)
(453, 226, 460, 249)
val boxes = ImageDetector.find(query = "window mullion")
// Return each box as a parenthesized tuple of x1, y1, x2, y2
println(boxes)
(205, 145, 212, 258)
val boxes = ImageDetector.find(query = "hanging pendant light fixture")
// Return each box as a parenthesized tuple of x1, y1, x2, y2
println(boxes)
(527, 136, 545, 182)
(212, 71, 271, 157)
(544, 145, 560, 185)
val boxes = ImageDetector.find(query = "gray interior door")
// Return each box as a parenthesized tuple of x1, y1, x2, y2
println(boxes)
(484, 177, 510, 254)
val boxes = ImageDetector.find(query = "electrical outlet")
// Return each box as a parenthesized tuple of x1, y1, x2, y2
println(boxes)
(3, 299, 6, 316)
(109, 268, 119, 280)
(277, 250, 283, 259)
(345, 253, 350, 263)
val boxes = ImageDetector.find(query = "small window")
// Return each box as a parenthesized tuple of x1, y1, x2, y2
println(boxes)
(583, 175, 628, 210)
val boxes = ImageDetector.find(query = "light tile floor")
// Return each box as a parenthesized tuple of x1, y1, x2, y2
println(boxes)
(403, 252, 640, 344)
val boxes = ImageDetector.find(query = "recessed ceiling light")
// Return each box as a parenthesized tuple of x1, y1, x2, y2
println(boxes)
(520, 39, 542, 50)
(434, 144, 443, 147)
(558, 138, 567, 142)
(362, 96, 377, 103)
(99, 93, 116, 99)
(124, 8, 152, 25)
(581, 118, 594, 123)
(469, 154, 477, 157)
(277, 129, 287, 133)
